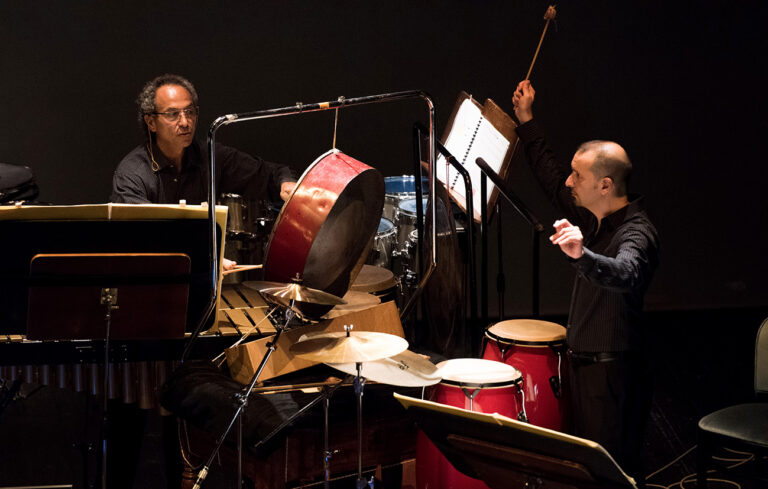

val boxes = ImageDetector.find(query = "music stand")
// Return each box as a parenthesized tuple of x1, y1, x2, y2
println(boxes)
(395, 393, 636, 489)
(26, 252, 191, 489)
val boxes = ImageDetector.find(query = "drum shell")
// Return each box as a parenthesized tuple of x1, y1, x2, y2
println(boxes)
(483, 331, 568, 431)
(394, 198, 427, 251)
(367, 218, 397, 269)
(416, 359, 522, 489)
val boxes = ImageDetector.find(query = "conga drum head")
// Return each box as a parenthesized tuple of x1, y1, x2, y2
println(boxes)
(486, 319, 566, 346)
(264, 149, 384, 318)
(436, 358, 521, 389)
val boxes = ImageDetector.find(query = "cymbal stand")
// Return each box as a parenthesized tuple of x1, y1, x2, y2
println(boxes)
(98, 287, 119, 489)
(191, 300, 295, 489)
(354, 361, 374, 489)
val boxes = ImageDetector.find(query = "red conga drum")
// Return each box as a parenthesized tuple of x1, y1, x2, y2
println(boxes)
(482, 319, 568, 431)
(416, 358, 524, 489)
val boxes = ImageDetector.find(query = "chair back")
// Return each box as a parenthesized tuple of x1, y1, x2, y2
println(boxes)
(755, 317, 768, 396)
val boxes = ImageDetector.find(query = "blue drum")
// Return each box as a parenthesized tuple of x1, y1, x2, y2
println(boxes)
(383, 175, 429, 223)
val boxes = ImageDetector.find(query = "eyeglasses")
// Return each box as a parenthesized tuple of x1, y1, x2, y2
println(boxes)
(152, 106, 199, 122)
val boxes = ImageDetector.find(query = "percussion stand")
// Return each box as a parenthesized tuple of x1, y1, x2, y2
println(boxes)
(353, 361, 374, 489)
(190, 300, 296, 489)
(98, 287, 118, 489)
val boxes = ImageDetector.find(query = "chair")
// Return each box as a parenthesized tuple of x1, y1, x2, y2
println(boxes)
(697, 317, 768, 488)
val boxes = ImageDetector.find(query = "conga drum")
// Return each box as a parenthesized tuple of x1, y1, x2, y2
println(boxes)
(417, 358, 524, 489)
(482, 319, 568, 431)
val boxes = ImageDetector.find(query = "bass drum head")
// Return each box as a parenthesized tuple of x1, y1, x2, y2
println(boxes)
(264, 149, 384, 318)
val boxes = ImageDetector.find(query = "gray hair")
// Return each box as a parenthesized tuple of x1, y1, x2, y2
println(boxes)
(136, 74, 199, 138)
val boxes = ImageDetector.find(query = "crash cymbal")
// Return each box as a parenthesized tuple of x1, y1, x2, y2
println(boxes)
(243, 280, 346, 306)
(290, 331, 408, 364)
(327, 349, 441, 387)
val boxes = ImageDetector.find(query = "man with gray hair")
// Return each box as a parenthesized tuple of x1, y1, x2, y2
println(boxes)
(512, 79, 659, 487)
(111, 73, 295, 205)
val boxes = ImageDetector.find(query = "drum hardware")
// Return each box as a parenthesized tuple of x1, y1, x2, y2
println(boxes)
(192, 277, 345, 489)
(292, 324, 409, 489)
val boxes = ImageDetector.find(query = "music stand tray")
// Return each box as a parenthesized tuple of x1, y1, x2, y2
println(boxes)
(395, 393, 636, 489)
(26, 253, 191, 341)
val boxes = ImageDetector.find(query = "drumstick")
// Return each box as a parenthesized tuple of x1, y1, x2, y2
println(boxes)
(525, 5, 557, 80)
(221, 264, 263, 276)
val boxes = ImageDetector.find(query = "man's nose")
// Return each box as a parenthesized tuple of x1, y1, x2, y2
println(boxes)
(565, 174, 574, 187)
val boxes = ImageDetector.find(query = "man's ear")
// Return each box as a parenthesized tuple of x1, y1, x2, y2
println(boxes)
(600, 177, 613, 195)
(144, 115, 156, 133)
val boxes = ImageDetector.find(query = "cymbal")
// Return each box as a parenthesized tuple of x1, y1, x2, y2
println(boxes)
(243, 281, 346, 306)
(290, 331, 408, 364)
(327, 349, 441, 387)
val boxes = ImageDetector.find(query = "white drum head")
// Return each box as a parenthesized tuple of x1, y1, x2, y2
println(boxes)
(436, 358, 521, 388)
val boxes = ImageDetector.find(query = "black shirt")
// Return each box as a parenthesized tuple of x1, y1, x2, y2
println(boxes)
(516, 120, 659, 352)
(110, 140, 295, 205)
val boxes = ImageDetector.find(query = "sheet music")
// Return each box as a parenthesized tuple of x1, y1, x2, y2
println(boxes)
(437, 98, 511, 220)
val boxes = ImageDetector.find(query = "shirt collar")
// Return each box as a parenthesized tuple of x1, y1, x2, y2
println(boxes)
(602, 194, 645, 231)
(149, 140, 201, 173)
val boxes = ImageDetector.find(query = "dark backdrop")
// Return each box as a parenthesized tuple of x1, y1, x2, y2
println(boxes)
(1, 0, 765, 315)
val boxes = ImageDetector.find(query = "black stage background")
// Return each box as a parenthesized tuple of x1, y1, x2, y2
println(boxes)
(1, 1, 767, 487)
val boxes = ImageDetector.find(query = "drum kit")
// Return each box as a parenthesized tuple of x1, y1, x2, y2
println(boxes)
(206, 149, 568, 489)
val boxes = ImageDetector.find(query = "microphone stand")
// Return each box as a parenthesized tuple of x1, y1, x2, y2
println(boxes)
(475, 157, 544, 319)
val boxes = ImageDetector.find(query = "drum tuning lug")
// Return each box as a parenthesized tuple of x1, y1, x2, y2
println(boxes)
(549, 375, 561, 398)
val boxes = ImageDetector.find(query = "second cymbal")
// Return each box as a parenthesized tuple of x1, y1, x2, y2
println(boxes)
(290, 331, 408, 364)
(243, 280, 346, 306)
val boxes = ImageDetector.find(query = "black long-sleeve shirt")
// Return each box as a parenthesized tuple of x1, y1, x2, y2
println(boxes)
(110, 140, 295, 205)
(516, 120, 659, 352)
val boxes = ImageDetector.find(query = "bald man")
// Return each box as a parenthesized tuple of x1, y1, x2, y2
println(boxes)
(513, 80, 659, 486)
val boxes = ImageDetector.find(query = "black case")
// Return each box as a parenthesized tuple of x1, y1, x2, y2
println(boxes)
(0, 162, 39, 203)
